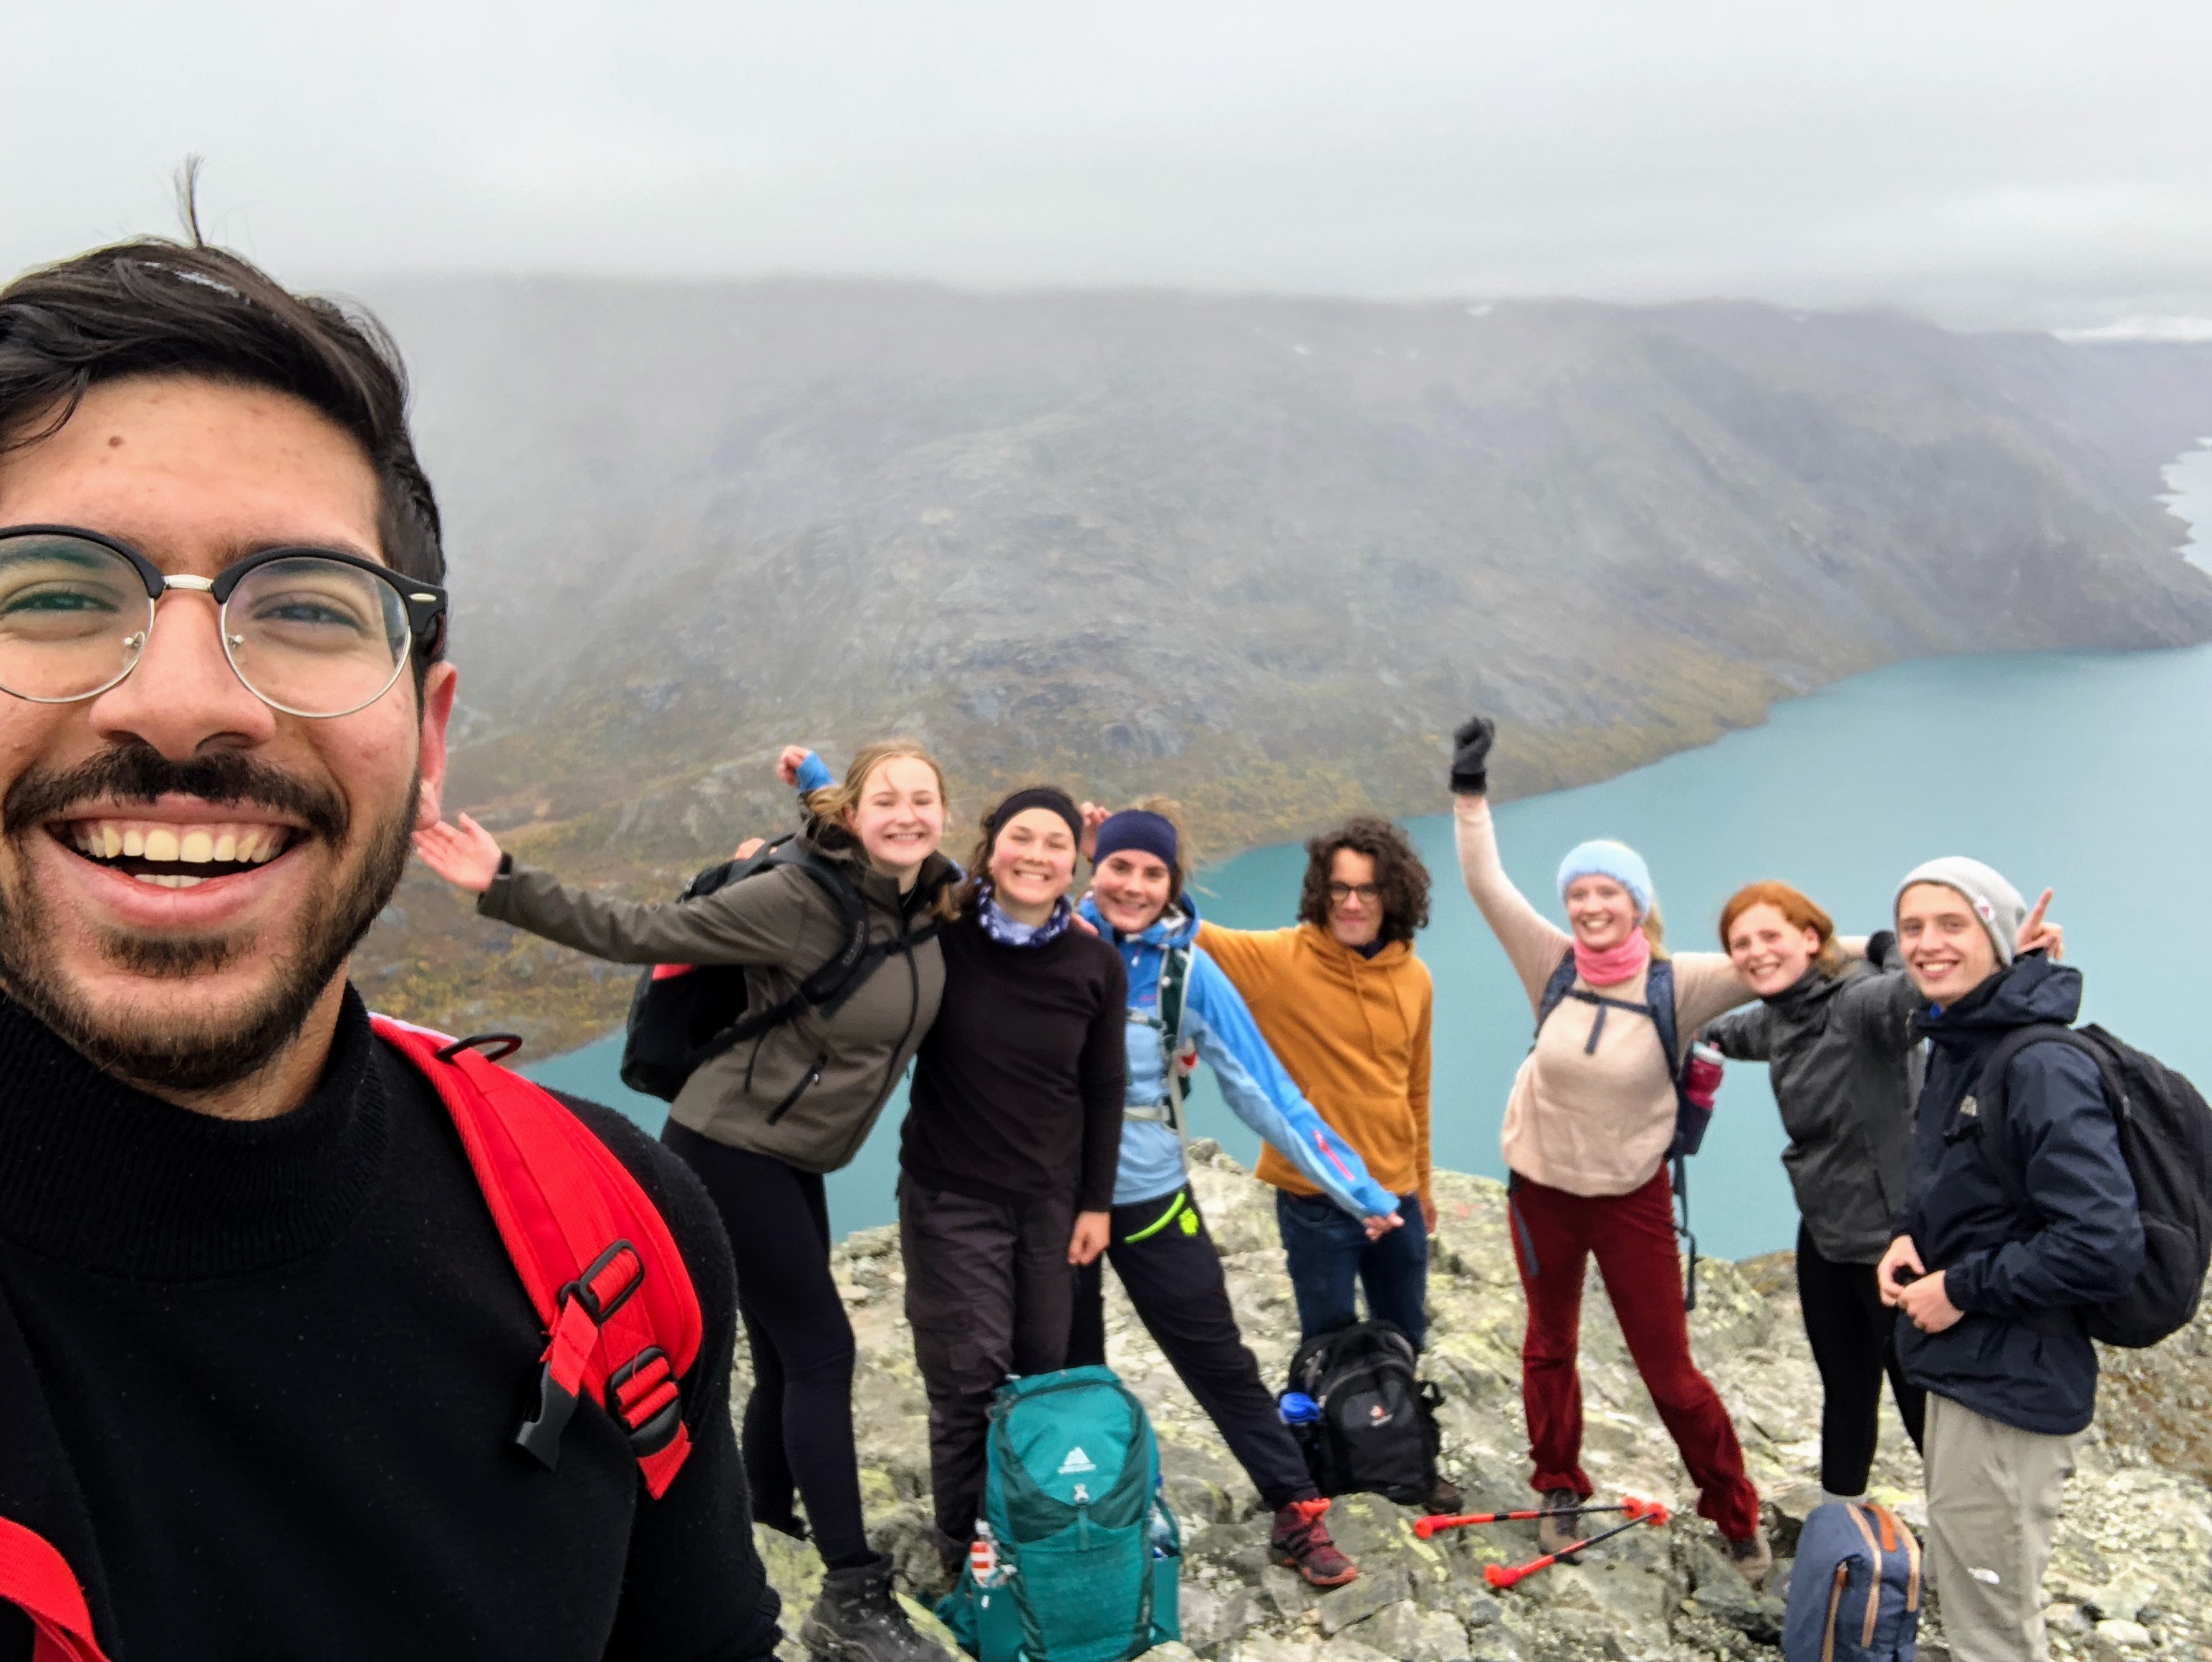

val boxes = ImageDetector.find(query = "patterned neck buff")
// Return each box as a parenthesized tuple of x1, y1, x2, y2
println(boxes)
(977, 885, 1073, 948)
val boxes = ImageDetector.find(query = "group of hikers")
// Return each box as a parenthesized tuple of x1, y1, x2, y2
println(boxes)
(419, 708, 2130, 1662)
(0, 231, 2156, 1662)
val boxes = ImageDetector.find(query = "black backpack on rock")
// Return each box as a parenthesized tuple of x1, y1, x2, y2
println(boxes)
(620, 832, 926, 1103)
(1973, 1022, 2212, 1349)
(1282, 1321, 1443, 1505)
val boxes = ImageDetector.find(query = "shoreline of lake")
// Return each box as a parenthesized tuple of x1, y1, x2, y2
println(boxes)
(525, 446, 2212, 1257)
(526, 635, 2212, 1262)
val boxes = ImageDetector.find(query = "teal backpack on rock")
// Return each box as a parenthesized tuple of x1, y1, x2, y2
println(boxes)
(934, 1366, 1180, 1662)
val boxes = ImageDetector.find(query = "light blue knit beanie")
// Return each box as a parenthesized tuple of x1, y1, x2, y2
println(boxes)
(1556, 840, 1654, 918)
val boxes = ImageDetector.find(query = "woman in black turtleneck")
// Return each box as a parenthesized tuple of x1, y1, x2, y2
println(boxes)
(895, 787, 1126, 1572)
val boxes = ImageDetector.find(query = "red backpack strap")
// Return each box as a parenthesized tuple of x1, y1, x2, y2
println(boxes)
(0, 1517, 110, 1661)
(372, 1017, 704, 1499)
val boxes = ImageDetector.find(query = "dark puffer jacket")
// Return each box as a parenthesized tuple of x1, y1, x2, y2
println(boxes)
(1895, 956, 2143, 1436)
(1703, 954, 1921, 1264)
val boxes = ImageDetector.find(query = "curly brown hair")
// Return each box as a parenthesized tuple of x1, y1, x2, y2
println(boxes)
(1297, 815, 1430, 945)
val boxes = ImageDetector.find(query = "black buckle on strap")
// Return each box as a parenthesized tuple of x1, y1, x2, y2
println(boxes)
(435, 1031, 524, 1063)
(607, 1346, 685, 1456)
(515, 1370, 580, 1470)
(559, 1239, 643, 1324)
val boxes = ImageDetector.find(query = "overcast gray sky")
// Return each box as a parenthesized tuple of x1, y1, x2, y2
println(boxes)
(6, 0, 2210, 334)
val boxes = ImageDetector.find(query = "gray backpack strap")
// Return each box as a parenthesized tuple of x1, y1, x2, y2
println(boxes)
(1158, 942, 1194, 1139)
(1534, 949, 1579, 1038)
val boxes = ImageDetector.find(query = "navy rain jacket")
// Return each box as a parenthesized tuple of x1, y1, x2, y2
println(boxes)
(1894, 955, 2142, 1436)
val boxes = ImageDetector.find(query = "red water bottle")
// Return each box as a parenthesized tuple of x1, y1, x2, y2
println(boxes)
(1683, 1040, 1723, 1111)
(969, 1522, 996, 1587)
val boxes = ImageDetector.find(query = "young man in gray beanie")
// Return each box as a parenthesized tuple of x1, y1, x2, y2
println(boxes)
(1877, 859, 2140, 1662)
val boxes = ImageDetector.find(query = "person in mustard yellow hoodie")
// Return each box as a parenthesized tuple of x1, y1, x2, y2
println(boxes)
(1195, 817, 1438, 1357)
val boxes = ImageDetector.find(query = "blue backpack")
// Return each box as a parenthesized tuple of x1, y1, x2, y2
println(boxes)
(935, 1367, 1180, 1662)
(1783, 1501, 1922, 1662)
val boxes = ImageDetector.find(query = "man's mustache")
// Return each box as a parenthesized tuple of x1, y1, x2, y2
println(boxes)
(2, 744, 350, 843)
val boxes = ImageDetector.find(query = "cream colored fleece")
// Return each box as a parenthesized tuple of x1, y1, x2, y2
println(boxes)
(1453, 794, 1754, 1197)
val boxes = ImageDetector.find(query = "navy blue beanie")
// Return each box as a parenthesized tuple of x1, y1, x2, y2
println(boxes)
(1093, 809, 1179, 873)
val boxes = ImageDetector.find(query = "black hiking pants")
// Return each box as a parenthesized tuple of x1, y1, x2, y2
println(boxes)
(662, 1125, 873, 1568)
(1797, 1221, 1927, 1496)
(898, 1174, 1076, 1547)
(1066, 1187, 1317, 1512)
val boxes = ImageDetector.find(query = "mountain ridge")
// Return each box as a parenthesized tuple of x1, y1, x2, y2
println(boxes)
(350, 279, 2212, 1052)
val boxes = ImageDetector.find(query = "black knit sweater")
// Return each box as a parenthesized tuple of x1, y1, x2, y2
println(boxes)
(901, 911, 1127, 1212)
(0, 989, 779, 1661)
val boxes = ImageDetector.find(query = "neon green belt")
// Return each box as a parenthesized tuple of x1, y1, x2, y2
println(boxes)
(1122, 1191, 1187, 1243)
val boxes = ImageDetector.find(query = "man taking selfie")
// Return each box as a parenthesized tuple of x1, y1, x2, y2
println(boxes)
(0, 236, 780, 1658)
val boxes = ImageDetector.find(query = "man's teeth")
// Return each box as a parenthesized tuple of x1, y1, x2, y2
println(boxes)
(71, 821, 287, 865)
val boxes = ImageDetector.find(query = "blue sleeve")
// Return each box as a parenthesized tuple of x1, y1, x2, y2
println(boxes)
(1945, 1045, 2145, 1315)
(794, 751, 834, 794)
(1183, 951, 1399, 1220)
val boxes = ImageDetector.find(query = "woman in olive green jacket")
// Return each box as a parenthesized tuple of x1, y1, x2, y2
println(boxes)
(415, 741, 956, 1659)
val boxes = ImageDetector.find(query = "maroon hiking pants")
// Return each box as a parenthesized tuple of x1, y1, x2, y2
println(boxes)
(1507, 1167, 1761, 1540)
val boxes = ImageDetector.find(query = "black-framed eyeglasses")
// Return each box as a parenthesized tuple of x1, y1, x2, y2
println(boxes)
(1325, 882, 1381, 902)
(0, 525, 447, 719)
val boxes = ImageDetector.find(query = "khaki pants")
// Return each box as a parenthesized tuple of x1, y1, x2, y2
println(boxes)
(1923, 1391, 2079, 1662)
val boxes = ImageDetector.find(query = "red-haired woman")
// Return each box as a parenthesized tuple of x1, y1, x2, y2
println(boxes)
(1703, 880, 2059, 1507)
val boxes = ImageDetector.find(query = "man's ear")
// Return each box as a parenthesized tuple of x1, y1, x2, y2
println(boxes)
(415, 662, 459, 832)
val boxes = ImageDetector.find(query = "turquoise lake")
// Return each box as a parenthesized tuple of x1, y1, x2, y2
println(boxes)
(524, 640, 2212, 1262)
(526, 451, 2212, 1261)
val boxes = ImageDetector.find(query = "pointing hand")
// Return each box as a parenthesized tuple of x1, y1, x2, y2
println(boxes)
(2016, 888, 2064, 961)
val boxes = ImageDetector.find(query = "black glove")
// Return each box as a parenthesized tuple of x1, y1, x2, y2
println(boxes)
(1865, 928, 1898, 971)
(1449, 716, 1496, 795)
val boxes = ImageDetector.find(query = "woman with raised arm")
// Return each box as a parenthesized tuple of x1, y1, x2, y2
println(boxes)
(415, 741, 957, 1662)
(895, 785, 1127, 1577)
(1445, 717, 1771, 1583)
(1702, 882, 2062, 1507)
(1068, 800, 1401, 1587)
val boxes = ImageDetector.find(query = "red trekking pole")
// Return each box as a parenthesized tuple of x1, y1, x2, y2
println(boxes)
(1413, 1499, 1638, 1539)
(1484, 1497, 1671, 1589)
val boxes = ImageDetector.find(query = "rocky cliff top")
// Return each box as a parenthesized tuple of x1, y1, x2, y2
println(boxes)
(746, 1146, 2212, 1659)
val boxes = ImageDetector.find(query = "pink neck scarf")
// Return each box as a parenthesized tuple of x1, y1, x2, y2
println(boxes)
(1574, 928, 1651, 989)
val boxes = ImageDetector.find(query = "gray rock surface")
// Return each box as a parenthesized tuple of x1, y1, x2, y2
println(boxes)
(749, 1147, 2212, 1658)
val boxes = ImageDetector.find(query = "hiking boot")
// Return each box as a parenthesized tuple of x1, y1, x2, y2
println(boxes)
(1269, 1498, 1359, 1588)
(1536, 1489, 1585, 1555)
(1726, 1526, 1774, 1587)
(1420, 1476, 1464, 1516)
(800, 1552, 942, 1661)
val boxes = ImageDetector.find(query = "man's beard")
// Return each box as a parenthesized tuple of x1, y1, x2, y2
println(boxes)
(0, 744, 416, 1093)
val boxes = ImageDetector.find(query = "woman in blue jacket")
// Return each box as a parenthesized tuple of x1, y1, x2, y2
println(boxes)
(1070, 802, 1403, 1589)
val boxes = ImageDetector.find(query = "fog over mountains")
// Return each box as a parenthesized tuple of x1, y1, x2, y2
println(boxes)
(359, 279, 2212, 1044)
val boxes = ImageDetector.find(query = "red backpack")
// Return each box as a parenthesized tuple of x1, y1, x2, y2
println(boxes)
(0, 1017, 705, 1661)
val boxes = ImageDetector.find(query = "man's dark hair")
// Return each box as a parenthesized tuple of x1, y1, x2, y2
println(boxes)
(1297, 815, 1431, 945)
(0, 236, 446, 640)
